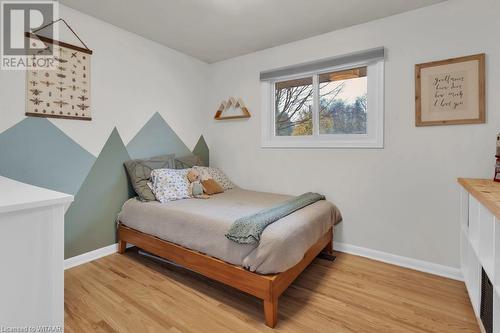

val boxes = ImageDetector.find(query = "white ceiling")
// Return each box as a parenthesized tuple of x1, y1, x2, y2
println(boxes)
(59, 0, 446, 63)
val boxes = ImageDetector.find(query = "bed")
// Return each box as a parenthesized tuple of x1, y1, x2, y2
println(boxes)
(117, 187, 342, 327)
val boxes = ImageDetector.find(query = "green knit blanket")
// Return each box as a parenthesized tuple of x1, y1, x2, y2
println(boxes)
(225, 192, 325, 245)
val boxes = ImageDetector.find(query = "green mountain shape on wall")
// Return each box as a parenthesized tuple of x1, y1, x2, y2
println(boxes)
(0, 117, 95, 195)
(126, 112, 191, 160)
(0, 114, 209, 259)
(193, 135, 209, 166)
(64, 128, 131, 259)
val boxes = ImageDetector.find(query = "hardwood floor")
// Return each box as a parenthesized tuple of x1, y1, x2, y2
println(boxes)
(65, 249, 479, 332)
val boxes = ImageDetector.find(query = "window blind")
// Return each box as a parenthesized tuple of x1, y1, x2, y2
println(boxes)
(259, 47, 385, 81)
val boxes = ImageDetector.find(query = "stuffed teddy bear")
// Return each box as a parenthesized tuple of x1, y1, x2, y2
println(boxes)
(187, 169, 210, 199)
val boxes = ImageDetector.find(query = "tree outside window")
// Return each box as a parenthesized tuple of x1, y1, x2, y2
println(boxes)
(275, 67, 367, 136)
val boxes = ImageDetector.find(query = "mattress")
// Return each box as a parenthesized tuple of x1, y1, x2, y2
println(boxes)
(118, 188, 342, 274)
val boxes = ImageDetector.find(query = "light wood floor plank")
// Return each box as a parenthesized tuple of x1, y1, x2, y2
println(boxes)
(65, 250, 479, 332)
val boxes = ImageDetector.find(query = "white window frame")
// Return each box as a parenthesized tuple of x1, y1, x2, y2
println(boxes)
(261, 58, 384, 148)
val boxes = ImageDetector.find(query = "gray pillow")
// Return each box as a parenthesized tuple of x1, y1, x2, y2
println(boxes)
(124, 154, 175, 201)
(174, 154, 205, 169)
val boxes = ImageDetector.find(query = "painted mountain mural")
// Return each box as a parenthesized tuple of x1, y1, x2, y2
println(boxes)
(64, 128, 131, 258)
(0, 112, 208, 259)
(0, 117, 95, 195)
(126, 112, 192, 159)
(193, 135, 209, 166)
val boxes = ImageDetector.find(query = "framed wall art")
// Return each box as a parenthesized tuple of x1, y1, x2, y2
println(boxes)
(25, 19, 93, 121)
(415, 53, 485, 126)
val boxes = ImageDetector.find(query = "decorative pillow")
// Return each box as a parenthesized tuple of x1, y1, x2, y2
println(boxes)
(201, 179, 224, 195)
(193, 166, 234, 191)
(175, 154, 205, 169)
(150, 168, 191, 203)
(124, 154, 176, 201)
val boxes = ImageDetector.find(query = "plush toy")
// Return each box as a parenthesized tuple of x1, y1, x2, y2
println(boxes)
(187, 169, 210, 199)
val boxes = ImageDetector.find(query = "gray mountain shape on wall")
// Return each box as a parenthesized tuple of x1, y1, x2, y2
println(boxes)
(63, 113, 209, 258)
(0, 117, 95, 195)
(126, 112, 192, 160)
(0, 113, 209, 259)
(193, 135, 209, 166)
(64, 128, 131, 259)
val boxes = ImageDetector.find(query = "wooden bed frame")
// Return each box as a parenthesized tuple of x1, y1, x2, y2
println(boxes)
(118, 224, 333, 328)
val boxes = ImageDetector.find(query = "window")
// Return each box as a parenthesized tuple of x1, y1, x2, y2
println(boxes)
(261, 48, 384, 148)
(275, 77, 313, 136)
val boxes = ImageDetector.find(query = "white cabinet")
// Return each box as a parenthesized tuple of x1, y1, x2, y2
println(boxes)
(0, 176, 73, 329)
(459, 179, 500, 333)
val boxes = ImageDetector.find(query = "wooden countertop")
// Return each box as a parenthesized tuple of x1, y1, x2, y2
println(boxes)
(458, 178, 500, 220)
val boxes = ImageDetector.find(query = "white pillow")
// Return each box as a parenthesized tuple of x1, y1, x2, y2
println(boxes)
(150, 168, 191, 203)
(193, 166, 234, 191)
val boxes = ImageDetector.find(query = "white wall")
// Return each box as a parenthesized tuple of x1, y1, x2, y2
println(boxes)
(0, 0, 496, 270)
(0, 4, 209, 156)
(207, 0, 500, 268)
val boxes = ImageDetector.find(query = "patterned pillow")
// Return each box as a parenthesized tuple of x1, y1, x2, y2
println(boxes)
(124, 154, 176, 201)
(193, 166, 234, 191)
(150, 169, 191, 203)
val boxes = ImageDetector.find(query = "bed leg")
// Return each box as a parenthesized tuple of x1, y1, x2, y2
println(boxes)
(264, 297, 278, 328)
(118, 240, 126, 254)
(324, 239, 334, 255)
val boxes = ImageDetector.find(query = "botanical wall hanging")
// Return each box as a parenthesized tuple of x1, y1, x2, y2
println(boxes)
(415, 53, 485, 126)
(25, 19, 93, 121)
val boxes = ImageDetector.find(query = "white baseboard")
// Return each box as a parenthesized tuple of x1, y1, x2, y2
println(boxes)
(334, 242, 463, 281)
(65, 241, 462, 281)
(65, 243, 118, 270)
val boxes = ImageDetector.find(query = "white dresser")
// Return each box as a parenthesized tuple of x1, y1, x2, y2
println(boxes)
(0, 176, 73, 330)
(459, 178, 500, 333)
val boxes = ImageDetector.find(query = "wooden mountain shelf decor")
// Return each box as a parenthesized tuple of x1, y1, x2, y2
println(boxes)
(214, 97, 251, 120)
